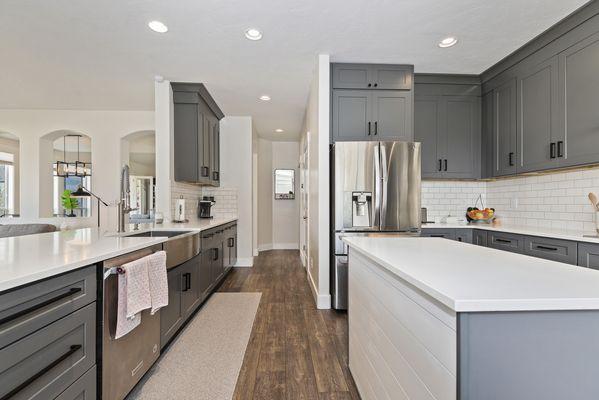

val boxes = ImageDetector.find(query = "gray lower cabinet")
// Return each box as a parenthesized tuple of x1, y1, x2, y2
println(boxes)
(332, 63, 413, 90)
(559, 31, 599, 168)
(420, 228, 456, 240)
(172, 83, 224, 187)
(455, 229, 473, 244)
(487, 232, 525, 254)
(473, 229, 488, 246)
(161, 267, 184, 347)
(518, 56, 561, 172)
(55, 365, 96, 400)
(493, 78, 518, 176)
(180, 254, 202, 318)
(225, 224, 238, 269)
(524, 236, 577, 265)
(578, 243, 599, 269)
(0, 303, 96, 400)
(414, 86, 480, 179)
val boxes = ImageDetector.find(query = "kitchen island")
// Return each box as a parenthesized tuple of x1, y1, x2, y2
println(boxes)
(343, 236, 599, 400)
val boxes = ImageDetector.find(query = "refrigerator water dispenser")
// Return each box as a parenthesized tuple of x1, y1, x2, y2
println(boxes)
(351, 192, 372, 227)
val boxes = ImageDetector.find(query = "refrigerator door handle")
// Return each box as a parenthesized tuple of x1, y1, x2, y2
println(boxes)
(380, 143, 388, 228)
(374, 144, 381, 229)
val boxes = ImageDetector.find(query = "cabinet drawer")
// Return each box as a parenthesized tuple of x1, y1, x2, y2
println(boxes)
(0, 266, 96, 349)
(524, 236, 577, 265)
(0, 303, 96, 400)
(421, 228, 455, 240)
(578, 243, 599, 270)
(473, 230, 488, 246)
(55, 365, 96, 400)
(488, 232, 525, 253)
(455, 229, 473, 244)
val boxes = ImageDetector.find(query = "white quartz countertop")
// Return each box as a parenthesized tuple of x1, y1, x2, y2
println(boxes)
(0, 217, 238, 293)
(421, 222, 599, 244)
(343, 236, 599, 312)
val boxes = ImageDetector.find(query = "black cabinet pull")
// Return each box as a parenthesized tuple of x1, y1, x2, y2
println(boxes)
(557, 141, 564, 158)
(181, 273, 188, 292)
(201, 166, 209, 177)
(228, 238, 234, 248)
(0, 287, 82, 327)
(367, 122, 371, 136)
(444, 159, 448, 171)
(374, 121, 378, 135)
(367, 83, 372, 87)
(495, 238, 511, 244)
(1, 344, 82, 400)
(212, 171, 219, 181)
(536, 245, 558, 252)
(550, 142, 556, 159)
(438, 159, 442, 172)
(508, 152, 514, 166)
(213, 248, 219, 261)
(374, 83, 378, 87)
(457, 237, 463, 242)
(430, 234, 445, 238)
(187, 273, 192, 290)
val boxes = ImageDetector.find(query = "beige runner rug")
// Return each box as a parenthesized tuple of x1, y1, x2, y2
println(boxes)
(127, 292, 261, 400)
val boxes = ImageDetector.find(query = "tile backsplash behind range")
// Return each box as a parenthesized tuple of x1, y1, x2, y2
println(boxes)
(423, 166, 599, 231)
(170, 182, 238, 220)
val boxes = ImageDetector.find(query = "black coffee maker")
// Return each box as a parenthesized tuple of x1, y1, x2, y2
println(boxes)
(198, 196, 215, 219)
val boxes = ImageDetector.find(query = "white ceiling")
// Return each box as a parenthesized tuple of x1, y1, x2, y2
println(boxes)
(0, 0, 590, 141)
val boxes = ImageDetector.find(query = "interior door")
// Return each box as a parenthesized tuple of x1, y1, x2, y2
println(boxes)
(378, 141, 421, 232)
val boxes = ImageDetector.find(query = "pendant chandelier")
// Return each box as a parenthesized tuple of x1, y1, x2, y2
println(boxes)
(54, 134, 92, 178)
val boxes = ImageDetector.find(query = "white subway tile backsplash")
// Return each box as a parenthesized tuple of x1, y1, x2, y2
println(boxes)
(170, 182, 238, 220)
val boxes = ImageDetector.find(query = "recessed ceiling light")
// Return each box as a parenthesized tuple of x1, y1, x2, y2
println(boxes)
(275, 128, 284, 133)
(245, 28, 263, 41)
(259, 95, 271, 101)
(438, 36, 458, 48)
(148, 20, 168, 33)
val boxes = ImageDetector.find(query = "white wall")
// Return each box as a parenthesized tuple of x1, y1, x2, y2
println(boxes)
(271, 141, 300, 249)
(219, 116, 254, 266)
(300, 54, 331, 309)
(257, 138, 273, 250)
(0, 109, 154, 230)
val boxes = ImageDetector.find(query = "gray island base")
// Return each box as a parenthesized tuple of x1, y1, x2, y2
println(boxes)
(344, 236, 599, 400)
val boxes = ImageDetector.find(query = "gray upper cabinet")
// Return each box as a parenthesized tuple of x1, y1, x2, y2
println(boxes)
(371, 91, 412, 140)
(332, 90, 371, 140)
(414, 81, 480, 179)
(493, 78, 518, 176)
(518, 57, 560, 172)
(481, 91, 494, 179)
(172, 83, 224, 186)
(332, 63, 413, 90)
(558, 31, 599, 168)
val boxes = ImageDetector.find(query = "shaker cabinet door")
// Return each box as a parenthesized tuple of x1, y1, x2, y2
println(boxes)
(559, 32, 599, 168)
(332, 64, 372, 89)
(371, 91, 413, 141)
(371, 65, 413, 90)
(518, 57, 560, 173)
(442, 96, 480, 179)
(173, 101, 200, 183)
(481, 91, 494, 179)
(160, 267, 183, 347)
(494, 78, 518, 176)
(414, 95, 442, 178)
(332, 90, 372, 140)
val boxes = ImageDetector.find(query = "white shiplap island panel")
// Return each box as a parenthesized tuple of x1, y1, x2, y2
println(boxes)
(344, 236, 599, 400)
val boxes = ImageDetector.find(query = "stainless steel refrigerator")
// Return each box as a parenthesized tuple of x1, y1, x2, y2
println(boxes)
(331, 141, 421, 309)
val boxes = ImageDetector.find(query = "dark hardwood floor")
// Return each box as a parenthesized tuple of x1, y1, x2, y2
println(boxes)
(218, 250, 361, 400)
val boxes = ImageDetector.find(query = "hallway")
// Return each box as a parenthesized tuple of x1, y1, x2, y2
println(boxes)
(218, 250, 360, 400)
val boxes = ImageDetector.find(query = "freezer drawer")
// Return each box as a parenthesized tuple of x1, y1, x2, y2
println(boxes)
(332, 255, 348, 310)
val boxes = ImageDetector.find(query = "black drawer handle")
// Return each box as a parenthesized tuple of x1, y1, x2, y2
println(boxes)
(213, 248, 219, 261)
(535, 245, 558, 252)
(368, 122, 371, 136)
(0, 287, 82, 327)
(228, 238, 234, 248)
(374, 121, 378, 136)
(557, 141, 564, 158)
(444, 159, 448, 172)
(181, 273, 190, 292)
(201, 166, 209, 177)
(508, 152, 514, 166)
(1, 344, 82, 400)
(495, 238, 512, 244)
(430, 234, 445, 238)
(212, 171, 219, 181)
(550, 142, 556, 159)
(438, 159, 442, 172)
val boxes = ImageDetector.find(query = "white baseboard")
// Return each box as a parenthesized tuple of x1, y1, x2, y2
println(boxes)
(234, 257, 254, 268)
(306, 269, 331, 309)
(257, 243, 273, 252)
(253, 248, 259, 257)
(272, 243, 299, 250)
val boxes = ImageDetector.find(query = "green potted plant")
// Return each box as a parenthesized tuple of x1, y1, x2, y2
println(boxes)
(61, 189, 79, 217)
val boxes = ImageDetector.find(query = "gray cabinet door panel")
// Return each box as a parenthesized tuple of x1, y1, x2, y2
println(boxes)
(55, 365, 96, 400)
(481, 92, 494, 179)
(332, 90, 371, 140)
(494, 79, 518, 176)
(180, 255, 201, 318)
(371, 91, 412, 140)
(414, 95, 441, 178)
(524, 236, 577, 265)
(420, 228, 456, 240)
(559, 32, 599, 167)
(0, 303, 95, 400)
(488, 232, 525, 253)
(455, 229, 473, 244)
(473, 229, 488, 246)
(332, 64, 371, 89)
(173, 102, 200, 183)
(160, 267, 183, 347)
(443, 96, 480, 178)
(371, 65, 413, 90)
(578, 243, 599, 269)
(518, 57, 560, 172)
(0, 266, 96, 350)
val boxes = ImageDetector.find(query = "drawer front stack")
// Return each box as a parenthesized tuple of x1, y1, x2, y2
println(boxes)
(524, 236, 578, 264)
(0, 266, 97, 400)
(487, 232, 525, 254)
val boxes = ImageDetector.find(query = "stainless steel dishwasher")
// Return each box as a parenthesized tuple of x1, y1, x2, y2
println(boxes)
(101, 232, 200, 400)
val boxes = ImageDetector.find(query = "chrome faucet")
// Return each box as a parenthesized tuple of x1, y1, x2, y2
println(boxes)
(117, 165, 137, 232)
